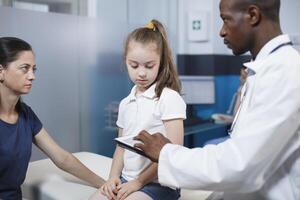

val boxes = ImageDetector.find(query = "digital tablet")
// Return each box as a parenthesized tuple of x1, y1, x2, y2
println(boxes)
(114, 136, 147, 157)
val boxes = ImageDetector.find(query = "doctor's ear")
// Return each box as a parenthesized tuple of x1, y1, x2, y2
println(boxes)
(247, 5, 261, 26)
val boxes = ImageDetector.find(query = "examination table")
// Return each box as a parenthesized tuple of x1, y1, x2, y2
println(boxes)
(22, 152, 212, 200)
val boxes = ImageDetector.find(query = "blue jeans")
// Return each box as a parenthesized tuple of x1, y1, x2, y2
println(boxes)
(120, 177, 180, 200)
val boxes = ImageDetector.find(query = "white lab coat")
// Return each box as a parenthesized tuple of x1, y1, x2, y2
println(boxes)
(158, 35, 300, 200)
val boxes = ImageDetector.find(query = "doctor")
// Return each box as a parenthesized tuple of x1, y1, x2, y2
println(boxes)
(135, 0, 300, 199)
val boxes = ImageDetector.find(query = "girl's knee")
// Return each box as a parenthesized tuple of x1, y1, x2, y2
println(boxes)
(88, 189, 109, 200)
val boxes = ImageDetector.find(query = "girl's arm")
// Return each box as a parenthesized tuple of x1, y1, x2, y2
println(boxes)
(136, 118, 184, 186)
(163, 118, 184, 145)
(108, 128, 125, 179)
(100, 128, 124, 199)
(33, 128, 105, 188)
(116, 119, 184, 199)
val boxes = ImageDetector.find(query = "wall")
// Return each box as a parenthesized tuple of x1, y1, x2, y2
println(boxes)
(94, 0, 178, 62)
(1, 0, 299, 159)
(178, 0, 300, 146)
(0, 7, 81, 160)
(0, 6, 130, 160)
(281, 0, 300, 35)
(178, 0, 214, 54)
(179, 0, 300, 55)
(177, 0, 245, 122)
(281, 0, 300, 52)
(92, 0, 180, 156)
(0, 0, 179, 159)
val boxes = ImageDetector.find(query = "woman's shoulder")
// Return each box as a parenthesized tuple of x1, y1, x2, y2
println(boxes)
(20, 102, 36, 116)
(20, 102, 30, 112)
(20, 102, 43, 134)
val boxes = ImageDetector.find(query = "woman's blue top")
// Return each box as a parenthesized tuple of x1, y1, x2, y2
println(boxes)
(0, 103, 42, 200)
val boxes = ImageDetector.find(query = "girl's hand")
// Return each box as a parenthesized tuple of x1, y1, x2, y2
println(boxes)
(100, 177, 121, 200)
(116, 179, 143, 200)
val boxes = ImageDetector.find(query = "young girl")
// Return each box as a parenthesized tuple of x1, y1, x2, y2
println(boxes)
(0, 37, 105, 199)
(91, 20, 186, 200)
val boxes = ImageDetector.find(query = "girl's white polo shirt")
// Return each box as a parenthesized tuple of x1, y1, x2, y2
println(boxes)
(116, 84, 186, 181)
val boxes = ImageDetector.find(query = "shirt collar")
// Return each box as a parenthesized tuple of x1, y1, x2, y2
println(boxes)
(128, 83, 157, 102)
(243, 34, 291, 74)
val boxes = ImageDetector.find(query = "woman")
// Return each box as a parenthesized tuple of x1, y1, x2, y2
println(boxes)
(0, 37, 104, 200)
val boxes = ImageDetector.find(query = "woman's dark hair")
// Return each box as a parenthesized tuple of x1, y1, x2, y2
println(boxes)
(0, 37, 33, 113)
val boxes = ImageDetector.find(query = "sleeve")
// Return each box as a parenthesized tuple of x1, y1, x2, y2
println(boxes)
(116, 99, 125, 128)
(158, 89, 186, 120)
(158, 61, 300, 192)
(26, 105, 43, 136)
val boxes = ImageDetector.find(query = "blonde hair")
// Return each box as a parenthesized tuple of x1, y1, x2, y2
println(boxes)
(124, 19, 181, 97)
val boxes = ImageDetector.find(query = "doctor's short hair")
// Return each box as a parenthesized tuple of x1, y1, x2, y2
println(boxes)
(123, 19, 181, 98)
(234, 0, 280, 22)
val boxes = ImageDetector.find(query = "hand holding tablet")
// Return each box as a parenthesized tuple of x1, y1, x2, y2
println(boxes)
(114, 135, 147, 157)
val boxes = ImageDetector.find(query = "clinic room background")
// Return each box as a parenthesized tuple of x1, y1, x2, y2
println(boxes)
(0, 0, 299, 161)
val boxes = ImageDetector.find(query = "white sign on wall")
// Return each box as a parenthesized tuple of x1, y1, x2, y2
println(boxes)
(188, 11, 209, 42)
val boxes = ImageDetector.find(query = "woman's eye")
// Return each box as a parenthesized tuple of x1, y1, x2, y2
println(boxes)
(33, 68, 37, 73)
(21, 67, 29, 72)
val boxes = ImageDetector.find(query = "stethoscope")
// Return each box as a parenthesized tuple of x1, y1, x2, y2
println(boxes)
(228, 41, 293, 134)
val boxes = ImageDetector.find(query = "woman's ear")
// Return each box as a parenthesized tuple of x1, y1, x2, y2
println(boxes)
(247, 5, 261, 26)
(0, 65, 4, 83)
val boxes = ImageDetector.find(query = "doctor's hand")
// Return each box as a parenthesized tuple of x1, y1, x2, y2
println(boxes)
(134, 131, 171, 162)
(116, 179, 143, 200)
